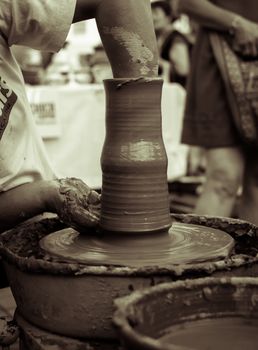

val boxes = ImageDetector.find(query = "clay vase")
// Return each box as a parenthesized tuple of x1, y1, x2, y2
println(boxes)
(100, 78, 171, 233)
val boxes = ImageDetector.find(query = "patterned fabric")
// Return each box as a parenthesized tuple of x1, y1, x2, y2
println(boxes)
(210, 32, 258, 147)
(182, 0, 258, 148)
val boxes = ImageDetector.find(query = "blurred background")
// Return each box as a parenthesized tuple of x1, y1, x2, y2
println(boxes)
(10, 0, 225, 217)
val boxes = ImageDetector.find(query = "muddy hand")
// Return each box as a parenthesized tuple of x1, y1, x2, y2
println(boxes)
(0, 317, 19, 347)
(53, 177, 101, 231)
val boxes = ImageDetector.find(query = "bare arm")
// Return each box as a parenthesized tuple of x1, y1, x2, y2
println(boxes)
(0, 181, 53, 233)
(73, 0, 159, 78)
(0, 179, 100, 233)
(169, 38, 190, 77)
(177, 0, 236, 32)
(72, 0, 101, 22)
(178, 0, 258, 56)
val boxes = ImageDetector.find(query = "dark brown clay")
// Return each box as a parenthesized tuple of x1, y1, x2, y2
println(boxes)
(100, 78, 171, 233)
(113, 277, 258, 350)
(39, 222, 234, 267)
(0, 214, 258, 340)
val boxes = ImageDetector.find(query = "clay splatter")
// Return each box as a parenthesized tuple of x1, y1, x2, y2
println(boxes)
(103, 26, 156, 75)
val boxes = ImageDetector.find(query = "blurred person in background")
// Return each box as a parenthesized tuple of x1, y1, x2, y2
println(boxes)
(178, 0, 258, 224)
(151, 0, 193, 87)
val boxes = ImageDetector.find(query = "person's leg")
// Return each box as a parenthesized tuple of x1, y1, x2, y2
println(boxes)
(194, 147, 244, 217)
(73, 0, 159, 78)
(239, 152, 258, 225)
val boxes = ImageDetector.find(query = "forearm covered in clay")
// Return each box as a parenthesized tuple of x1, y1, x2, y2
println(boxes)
(73, 0, 159, 78)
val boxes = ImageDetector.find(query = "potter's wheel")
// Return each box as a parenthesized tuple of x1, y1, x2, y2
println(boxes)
(39, 222, 234, 267)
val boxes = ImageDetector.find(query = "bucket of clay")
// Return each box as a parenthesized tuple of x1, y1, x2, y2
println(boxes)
(113, 277, 258, 350)
(0, 214, 258, 342)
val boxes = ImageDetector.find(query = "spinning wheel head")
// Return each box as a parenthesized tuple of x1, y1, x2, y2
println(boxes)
(40, 222, 234, 268)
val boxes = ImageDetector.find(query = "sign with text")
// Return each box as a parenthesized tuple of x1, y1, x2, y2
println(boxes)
(27, 88, 61, 139)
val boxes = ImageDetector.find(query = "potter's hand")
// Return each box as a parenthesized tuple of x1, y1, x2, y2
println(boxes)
(51, 177, 101, 231)
(0, 317, 19, 347)
(231, 16, 258, 57)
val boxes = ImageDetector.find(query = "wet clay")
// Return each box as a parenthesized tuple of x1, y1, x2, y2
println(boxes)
(113, 277, 258, 350)
(1, 216, 257, 340)
(103, 27, 156, 75)
(1, 214, 257, 277)
(100, 79, 172, 233)
(39, 222, 234, 267)
(159, 317, 258, 350)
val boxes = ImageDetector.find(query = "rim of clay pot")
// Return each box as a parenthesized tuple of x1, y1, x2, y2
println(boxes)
(103, 77, 163, 82)
(113, 276, 258, 350)
(103, 77, 164, 89)
(0, 213, 257, 277)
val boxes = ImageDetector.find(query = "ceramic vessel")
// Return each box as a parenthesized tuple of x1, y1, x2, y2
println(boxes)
(100, 78, 171, 233)
(0, 214, 258, 341)
(113, 277, 258, 350)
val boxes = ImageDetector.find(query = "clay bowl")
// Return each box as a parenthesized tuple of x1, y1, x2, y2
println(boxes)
(113, 277, 258, 350)
(0, 213, 258, 341)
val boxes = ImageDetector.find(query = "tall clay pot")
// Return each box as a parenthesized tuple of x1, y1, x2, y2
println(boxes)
(100, 78, 171, 233)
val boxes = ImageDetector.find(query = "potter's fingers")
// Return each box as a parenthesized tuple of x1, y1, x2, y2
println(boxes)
(58, 178, 101, 210)
(71, 207, 100, 230)
(87, 190, 101, 205)
(88, 204, 101, 220)
(57, 204, 100, 230)
(61, 177, 92, 196)
(0, 318, 19, 346)
(65, 178, 101, 206)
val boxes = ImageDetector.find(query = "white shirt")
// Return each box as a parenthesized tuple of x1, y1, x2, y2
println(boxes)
(0, 0, 76, 191)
